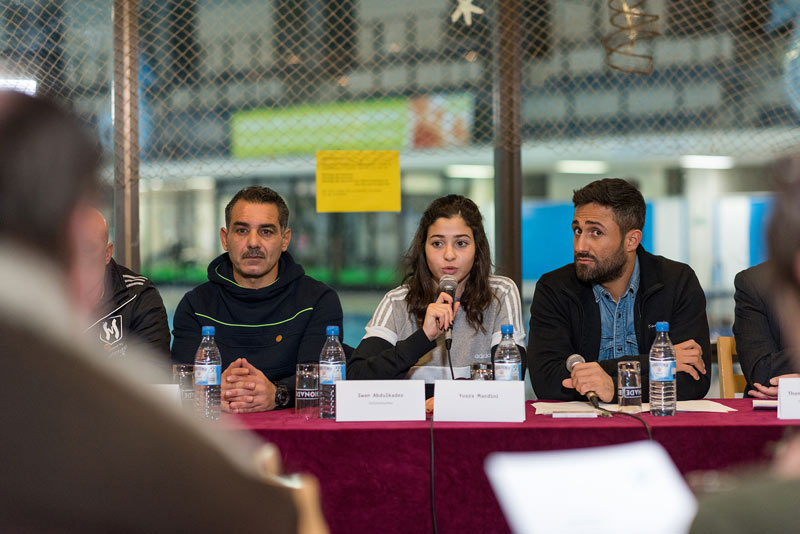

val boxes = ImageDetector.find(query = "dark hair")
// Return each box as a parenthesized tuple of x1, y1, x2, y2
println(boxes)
(572, 178, 646, 235)
(768, 174, 800, 301)
(0, 91, 101, 267)
(225, 186, 289, 229)
(402, 195, 493, 333)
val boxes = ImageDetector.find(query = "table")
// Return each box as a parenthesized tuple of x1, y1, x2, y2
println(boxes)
(231, 399, 799, 534)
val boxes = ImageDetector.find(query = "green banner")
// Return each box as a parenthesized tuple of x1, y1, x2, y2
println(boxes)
(231, 98, 409, 158)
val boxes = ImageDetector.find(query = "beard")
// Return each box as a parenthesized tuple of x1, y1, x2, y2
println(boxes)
(574, 241, 627, 285)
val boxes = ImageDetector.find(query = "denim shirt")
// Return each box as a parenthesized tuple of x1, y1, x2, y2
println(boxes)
(593, 257, 640, 362)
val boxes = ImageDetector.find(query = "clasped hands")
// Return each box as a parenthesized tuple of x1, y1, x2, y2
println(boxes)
(222, 357, 277, 413)
(561, 339, 707, 402)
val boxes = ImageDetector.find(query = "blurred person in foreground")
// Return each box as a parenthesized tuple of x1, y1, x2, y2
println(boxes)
(691, 176, 800, 533)
(0, 90, 325, 533)
(78, 207, 171, 358)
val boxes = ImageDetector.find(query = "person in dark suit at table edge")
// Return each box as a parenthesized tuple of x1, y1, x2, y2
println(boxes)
(348, 195, 527, 401)
(690, 172, 800, 533)
(528, 178, 710, 403)
(171, 186, 346, 413)
(0, 90, 314, 532)
(733, 261, 800, 398)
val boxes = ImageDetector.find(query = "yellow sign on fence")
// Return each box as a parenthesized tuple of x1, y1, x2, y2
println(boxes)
(316, 150, 401, 213)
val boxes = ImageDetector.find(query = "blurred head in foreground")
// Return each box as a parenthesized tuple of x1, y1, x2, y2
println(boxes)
(768, 174, 800, 360)
(0, 90, 101, 269)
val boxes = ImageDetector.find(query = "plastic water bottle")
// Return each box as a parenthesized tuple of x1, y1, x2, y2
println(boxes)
(194, 325, 221, 420)
(319, 325, 346, 419)
(493, 324, 522, 381)
(649, 321, 676, 416)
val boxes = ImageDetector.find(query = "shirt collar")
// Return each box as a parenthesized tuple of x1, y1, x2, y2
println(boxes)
(592, 255, 640, 303)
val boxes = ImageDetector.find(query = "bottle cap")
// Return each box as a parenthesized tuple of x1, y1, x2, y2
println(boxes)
(202, 326, 215, 336)
(501, 324, 513, 335)
(655, 321, 669, 332)
(326, 325, 339, 336)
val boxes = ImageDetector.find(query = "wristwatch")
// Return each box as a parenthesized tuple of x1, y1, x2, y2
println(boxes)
(274, 384, 291, 409)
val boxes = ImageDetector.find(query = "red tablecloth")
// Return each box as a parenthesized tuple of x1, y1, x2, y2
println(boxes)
(229, 399, 799, 534)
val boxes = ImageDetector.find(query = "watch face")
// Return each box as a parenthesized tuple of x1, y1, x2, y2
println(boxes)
(276, 386, 289, 407)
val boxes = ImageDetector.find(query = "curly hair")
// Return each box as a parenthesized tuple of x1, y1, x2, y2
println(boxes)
(402, 195, 494, 333)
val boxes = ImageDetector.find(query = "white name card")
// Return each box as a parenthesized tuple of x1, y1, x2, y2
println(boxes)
(335, 380, 426, 422)
(433, 380, 525, 422)
(778, 377, 800, 419)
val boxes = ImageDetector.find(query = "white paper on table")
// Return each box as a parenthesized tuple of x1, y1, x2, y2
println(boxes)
(753, 399, 778, 410)
(532, 399, 736, 415)
(485, 441, 698, 534)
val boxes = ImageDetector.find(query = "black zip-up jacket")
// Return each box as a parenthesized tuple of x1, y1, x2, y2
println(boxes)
(528, 246, 711, 402)
(86, 258, 171, 359)
(171, 251, 344, 402)
(733, 262, 797, 395)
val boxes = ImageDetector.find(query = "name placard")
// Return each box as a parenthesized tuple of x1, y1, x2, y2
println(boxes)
(433, 380, 525, 422)
(778, 377, 800, 419)
(335, 380, 426, 422)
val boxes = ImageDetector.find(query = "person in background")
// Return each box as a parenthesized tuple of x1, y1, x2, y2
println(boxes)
(171, 186, 345, 413)
(77, 207, 171, 358)
(691, 176, 800, 533)
(348, 194, 526, 402)
(733, 261, 800, 398)
(528, 178, 710, 403)
(0, 90, 325, 532)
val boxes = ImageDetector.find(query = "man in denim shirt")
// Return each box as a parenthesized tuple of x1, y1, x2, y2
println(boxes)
(528, 179, 710, 402)
(594, 257, 640, 362)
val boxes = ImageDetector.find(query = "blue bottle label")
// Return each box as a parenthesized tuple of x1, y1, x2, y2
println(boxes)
(494, 363, 521, 381)
(320, 363, 345, 385)
(649, 361, 676, 382)
(195, 364, 221, 386)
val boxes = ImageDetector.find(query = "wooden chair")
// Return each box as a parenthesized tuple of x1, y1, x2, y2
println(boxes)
(717, 336, 746, 398)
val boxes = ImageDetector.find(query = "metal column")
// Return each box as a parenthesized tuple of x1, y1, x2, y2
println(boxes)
(493, 0, 522, 287)
(113, 0, 140, 271)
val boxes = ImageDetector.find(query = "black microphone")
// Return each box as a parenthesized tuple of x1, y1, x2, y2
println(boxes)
(565, 354, 600, 408)
(438, 274, 458, 351)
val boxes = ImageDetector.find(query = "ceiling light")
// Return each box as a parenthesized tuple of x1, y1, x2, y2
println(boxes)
(555, 160, 609, 174)
(445, 164, 494, 179)
(0, 78, 36, 95)
(679, 155, 734, 169)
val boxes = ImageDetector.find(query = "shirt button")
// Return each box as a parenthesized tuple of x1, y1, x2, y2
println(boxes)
(617, 347, 622, 351)
(617, 313, 621, 318)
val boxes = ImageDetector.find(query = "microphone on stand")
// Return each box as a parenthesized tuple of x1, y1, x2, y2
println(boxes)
(438, 274, 458, 380)
(565, 354, 600, 408)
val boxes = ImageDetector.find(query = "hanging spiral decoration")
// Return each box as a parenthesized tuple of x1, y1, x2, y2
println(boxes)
(602, 0, 660, 74)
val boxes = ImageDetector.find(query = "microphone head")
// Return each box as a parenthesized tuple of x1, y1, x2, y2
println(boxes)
(566, 353, 585, 372)
(438, 274, 458, 296)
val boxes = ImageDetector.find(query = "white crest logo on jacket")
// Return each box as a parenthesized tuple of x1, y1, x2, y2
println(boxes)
(101, 315, 123, 345)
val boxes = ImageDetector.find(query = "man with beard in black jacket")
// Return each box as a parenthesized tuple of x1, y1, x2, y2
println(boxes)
(78, 208, 170, 359)
(171, 186, 345, 412)
(528, 178, 710, 403)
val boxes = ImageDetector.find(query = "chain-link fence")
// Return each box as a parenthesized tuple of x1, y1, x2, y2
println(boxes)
(3, 1, 798, 167)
